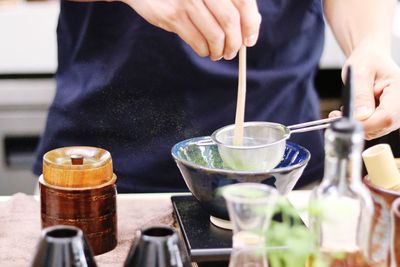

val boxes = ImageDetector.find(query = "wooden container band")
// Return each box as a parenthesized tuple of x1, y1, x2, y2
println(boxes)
(41, 206, 115, 219)
(42, 212, 115, 223)
(43, 161, 113, 188)
(39, 174, 117, 191)
(42, 218, 116, 233)
(41, 188, 116, 200)
(40, 183, 116, 220)
(84, 228, 116, 238)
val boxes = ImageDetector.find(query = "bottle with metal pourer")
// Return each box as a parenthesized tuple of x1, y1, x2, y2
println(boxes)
(309, 67, 376, 267)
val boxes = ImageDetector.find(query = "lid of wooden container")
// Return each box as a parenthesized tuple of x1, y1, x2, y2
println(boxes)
(43, 146, 113, 188)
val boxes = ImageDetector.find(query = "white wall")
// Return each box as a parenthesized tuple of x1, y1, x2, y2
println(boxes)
(1, 1, 400, 74)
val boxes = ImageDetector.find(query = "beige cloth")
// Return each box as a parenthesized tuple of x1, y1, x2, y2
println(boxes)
(0, 193, 174, 267)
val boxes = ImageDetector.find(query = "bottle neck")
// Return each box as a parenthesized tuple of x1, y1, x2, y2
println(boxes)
(322, 127, 364, 187)
(324, 150, 363, 187)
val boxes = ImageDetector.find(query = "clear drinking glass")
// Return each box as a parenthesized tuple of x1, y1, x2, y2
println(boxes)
(222, 183, 279, 267)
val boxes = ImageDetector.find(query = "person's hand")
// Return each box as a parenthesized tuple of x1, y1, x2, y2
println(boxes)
(124, 0, 261, 61)
(329, 43, 400, 140)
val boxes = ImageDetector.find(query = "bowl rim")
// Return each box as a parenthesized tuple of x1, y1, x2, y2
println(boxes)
(171, 136, 310, 175)
(363, 175, 400, 197)
(210, 121, 291, 150)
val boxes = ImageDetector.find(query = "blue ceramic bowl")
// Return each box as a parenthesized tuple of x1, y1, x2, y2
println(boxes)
(171, 136, 310, 220)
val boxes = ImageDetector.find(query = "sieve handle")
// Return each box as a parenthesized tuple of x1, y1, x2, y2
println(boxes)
(288, 117, 342, 134)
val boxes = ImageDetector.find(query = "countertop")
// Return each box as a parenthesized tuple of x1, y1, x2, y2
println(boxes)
(0, 190, 311, 267)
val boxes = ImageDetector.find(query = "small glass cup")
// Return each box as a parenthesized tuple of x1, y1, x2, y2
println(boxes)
(222, 183, 280, 267)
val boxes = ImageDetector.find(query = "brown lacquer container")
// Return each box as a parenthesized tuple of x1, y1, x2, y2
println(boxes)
(39, 146, 117, 255)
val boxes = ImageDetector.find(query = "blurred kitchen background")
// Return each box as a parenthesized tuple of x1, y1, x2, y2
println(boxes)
(1, 0, 400, 195)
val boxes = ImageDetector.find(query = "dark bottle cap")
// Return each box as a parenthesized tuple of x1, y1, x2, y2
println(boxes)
(331, 118, 363, 134)
(328, 118, 364, 159)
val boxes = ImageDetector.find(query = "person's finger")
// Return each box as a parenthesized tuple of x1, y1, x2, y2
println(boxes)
(373, 79, 390, 98)
(204, 0, 242, 60)
(172, 13, 210, 57)
(362, 107, 393, 140)
(346, 66, 376, 120)
(363, 83, 400, 139)
(328, 110, 342, 118)
(232, 0, 262, 47)
(186, 1, 225, 61)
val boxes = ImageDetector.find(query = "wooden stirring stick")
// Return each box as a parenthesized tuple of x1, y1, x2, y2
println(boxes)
(233, 46, 247, 146)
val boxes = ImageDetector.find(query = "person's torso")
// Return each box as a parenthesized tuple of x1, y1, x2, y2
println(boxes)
(34, 0, 325, 192)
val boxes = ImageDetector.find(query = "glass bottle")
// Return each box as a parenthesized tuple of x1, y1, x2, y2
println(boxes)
(222, 183, 279, 267)
(309, 118, 376, 267)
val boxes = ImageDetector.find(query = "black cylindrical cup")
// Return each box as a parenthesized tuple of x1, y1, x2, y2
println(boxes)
(124, 226, 191, 267)
(31, 225, 97, 267)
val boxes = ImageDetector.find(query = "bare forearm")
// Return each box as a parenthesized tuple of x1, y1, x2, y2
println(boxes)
(325, 0, 400, 140)
(324, 0, 396, 56)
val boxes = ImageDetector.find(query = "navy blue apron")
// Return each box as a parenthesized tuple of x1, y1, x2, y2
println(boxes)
(34, 0, 325, 192)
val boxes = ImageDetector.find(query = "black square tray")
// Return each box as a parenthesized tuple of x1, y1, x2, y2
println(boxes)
(172, 195, 231, 263)
(171, 195, 304, 263)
